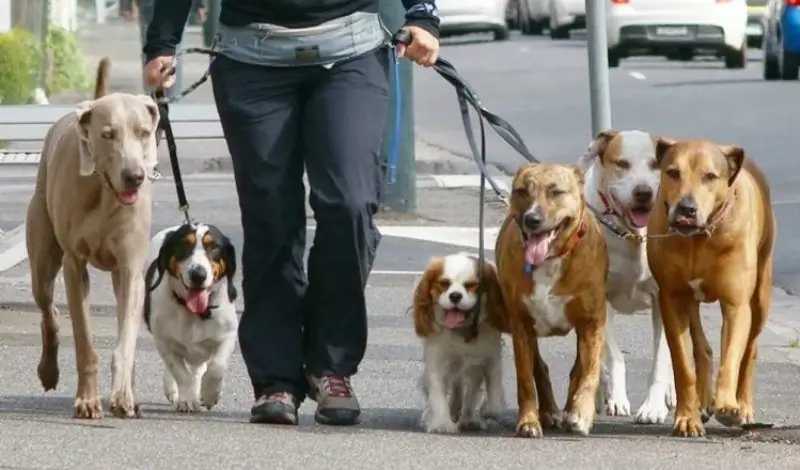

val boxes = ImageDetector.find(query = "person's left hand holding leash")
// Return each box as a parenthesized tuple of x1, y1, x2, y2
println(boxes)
(396, 25, 440, 67)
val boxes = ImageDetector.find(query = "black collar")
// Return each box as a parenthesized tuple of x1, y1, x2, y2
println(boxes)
(172, 290, 217, 320)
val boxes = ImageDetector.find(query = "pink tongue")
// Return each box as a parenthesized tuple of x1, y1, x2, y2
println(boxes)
(118, 189, 139, 204)
(185, 289, 210, 314)
(524, 232, 556, 267)
(628, 210, 650, 228)
(443, 310, 465, 329)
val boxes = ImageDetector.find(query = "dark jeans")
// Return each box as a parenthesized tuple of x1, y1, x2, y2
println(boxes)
(210, 48, 390, 401)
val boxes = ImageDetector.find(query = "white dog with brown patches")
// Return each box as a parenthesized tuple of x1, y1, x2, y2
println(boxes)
(579, 129, 676, 425)
(412, 253, 507, 434)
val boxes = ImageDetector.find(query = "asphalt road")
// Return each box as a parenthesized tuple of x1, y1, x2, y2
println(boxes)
(412, 34, 800, 296)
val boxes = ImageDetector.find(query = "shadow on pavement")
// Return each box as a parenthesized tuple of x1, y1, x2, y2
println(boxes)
(651, 78, 765, 88)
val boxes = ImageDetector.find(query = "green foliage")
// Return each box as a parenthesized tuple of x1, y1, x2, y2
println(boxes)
(0, 25, 89, 106)
(0, 28, 41, 105)
(46, 26, 90, 94)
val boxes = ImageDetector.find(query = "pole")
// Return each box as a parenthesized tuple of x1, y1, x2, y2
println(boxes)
(202, 0, 220, 48)
(378, 0, 415, 213)
(585, 0, 612, 136)
(95, 0, 105, 24)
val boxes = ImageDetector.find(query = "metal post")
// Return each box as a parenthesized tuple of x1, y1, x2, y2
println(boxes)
(202, 0, 221, 48)
(585, 0, 612, 135)
(378, 0, 415, 213)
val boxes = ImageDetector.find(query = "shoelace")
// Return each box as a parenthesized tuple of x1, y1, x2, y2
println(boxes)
(267, 391, 295, 405)
(321, 375, 352, 398)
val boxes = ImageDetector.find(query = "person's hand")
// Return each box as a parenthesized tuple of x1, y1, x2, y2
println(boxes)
(196, 6, 207, 23)
(144, 56, 177, 90)
(396, 25, 439, 67)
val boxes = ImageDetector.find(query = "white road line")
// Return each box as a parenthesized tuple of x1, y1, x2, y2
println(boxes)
(0, 224, 28, 272)
(628, 71, 647, 80)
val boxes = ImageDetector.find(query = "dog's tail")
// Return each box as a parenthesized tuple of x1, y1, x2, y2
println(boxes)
(94, 57, 111, 99)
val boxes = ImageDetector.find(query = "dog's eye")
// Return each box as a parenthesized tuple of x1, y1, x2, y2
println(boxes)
(100, 128, 116, 139)
(665, 168, 680, 180)
(464, 281, 478, 291)
(648, 159, 659, 171)
(549, 188, 566, 197)
(615, 160, 630, 170)
(135, 127, 151, 139)
(437, 279, 451, 290)
(702, 172, 718, 183)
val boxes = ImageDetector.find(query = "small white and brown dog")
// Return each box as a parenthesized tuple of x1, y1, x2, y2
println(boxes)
(143, 223, 238, 413)
(579, 129, 675, 424)
(412, 252, 507, 434)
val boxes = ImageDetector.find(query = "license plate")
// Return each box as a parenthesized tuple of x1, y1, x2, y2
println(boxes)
(746, 23, 763, 36)
(655, 26, 689, 37)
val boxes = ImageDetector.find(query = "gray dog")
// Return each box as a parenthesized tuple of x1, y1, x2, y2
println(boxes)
(26, 58, 160, 419)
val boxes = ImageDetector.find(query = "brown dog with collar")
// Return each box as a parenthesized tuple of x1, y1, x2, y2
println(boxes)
(496, 163, 608, 438)
(647, 139, 775, 437)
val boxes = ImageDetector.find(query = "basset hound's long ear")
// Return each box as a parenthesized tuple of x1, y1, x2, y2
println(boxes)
(412, 258, 442, 338)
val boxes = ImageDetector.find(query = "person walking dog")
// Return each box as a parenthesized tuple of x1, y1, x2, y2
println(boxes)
(142, 0, 440, 426)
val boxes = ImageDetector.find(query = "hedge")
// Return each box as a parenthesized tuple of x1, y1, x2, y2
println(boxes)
(0, 25, 89, 106)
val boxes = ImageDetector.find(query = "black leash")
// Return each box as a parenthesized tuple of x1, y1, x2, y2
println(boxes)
(392, 30, 542, 339)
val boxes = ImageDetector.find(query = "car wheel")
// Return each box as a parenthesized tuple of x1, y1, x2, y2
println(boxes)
(608, 49, 621, 68)
(724, 42, 747, 69)
(781, 50, 800, 80)
(494, 26, 511, 41)
(764, 49, 780, 80)
(550, 25, 570, 40)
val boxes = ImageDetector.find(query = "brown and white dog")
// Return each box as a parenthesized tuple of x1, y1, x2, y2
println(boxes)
(647, 139, 775, 437)
(579, 129, 676, 425)
(412, 252, 507, 434)
(495, 163, 608, 438)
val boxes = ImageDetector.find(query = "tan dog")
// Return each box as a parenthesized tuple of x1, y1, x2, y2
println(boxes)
(495, 163, 608, 438)
(26, 58, 160, 419)
(647, 139, 775, 437)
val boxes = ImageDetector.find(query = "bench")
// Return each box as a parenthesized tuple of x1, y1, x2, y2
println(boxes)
(0, 103, 224, 165)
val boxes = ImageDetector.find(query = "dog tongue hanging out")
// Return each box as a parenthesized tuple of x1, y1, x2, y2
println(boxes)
(494, 162, 609, 439)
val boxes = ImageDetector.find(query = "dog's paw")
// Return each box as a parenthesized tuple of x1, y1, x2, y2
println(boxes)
(200, 376, 223, 410)
(541, 410, 564, 429)
(673, 411, 706, 437)
(109, 388, 142, 419)
(604, 395, 631, 417)
(457, 415, 487, 432)
(515, 419, 543, 438)
(37, 358, 59, 392)
(174, 398, 202, 413)
(425, 417, 459, 434)
(634, 399, 669, 425)
(479, 399, 506, 422)
(562, 410, 594, 436)
(73, 395, 103, 419)
(715, 405, 744, 428)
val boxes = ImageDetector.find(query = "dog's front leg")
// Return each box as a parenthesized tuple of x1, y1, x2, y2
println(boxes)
(457, 369, 485, 431)
(635, 299, 676, 424)
(563, 315, 605, 436)
(660, 291, 704, 437)
(714, 297, 752, 428)
(63, 256, 102, 419)
(600, 308, 630, 417)
(422, 351, 457, 434)
(109, 267, 144, 418)
(480, 343, 506, 423)
(201, 332, 236, 410)
(511, 315, 542, 438)
(155, 341, 201, 412)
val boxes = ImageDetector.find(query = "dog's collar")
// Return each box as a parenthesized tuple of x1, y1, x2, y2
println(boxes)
(596, 190, 647, 245)
(172, 290, 216, 320)
(523, 214, 588, 275)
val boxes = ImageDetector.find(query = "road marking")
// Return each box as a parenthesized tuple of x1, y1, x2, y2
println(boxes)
(0, 224, 28, 272)
(628, 71, 647, 80)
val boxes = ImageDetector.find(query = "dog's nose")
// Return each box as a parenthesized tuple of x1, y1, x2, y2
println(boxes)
(448, 292, 463, 305)
(632, 184, 653, 204)
(121, 168, 145, 189)
(675, 197, 697, 218)
(188, 267, 207, 286)
(523, 212, 544, 231)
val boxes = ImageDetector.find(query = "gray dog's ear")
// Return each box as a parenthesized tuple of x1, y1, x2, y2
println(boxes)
(136, 95, 160, 128)
(74, 100, 96, 176)
(578, 129, 618, 171)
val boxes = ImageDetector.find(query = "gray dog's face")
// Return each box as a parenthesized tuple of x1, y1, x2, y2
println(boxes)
(75, 93, 160, 205)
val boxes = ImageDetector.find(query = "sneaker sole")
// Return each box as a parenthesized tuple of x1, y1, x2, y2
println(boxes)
(314, 409, 361, 426)
(250, 402, 298, 426)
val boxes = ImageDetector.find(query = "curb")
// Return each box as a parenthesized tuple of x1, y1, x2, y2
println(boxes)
(416, 174, 512, 192)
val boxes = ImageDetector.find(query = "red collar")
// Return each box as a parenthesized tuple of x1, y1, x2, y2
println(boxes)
(555, 217, 588, 258)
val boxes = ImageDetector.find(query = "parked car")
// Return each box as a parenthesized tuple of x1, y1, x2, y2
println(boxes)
(548, 0, 586, 39)
(606, 0, 749, 69)
(437, 0, 511, 41)
(516, 0, 550, 35)
(762, 0, 800, 79)
(746, 0, 768, 47)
